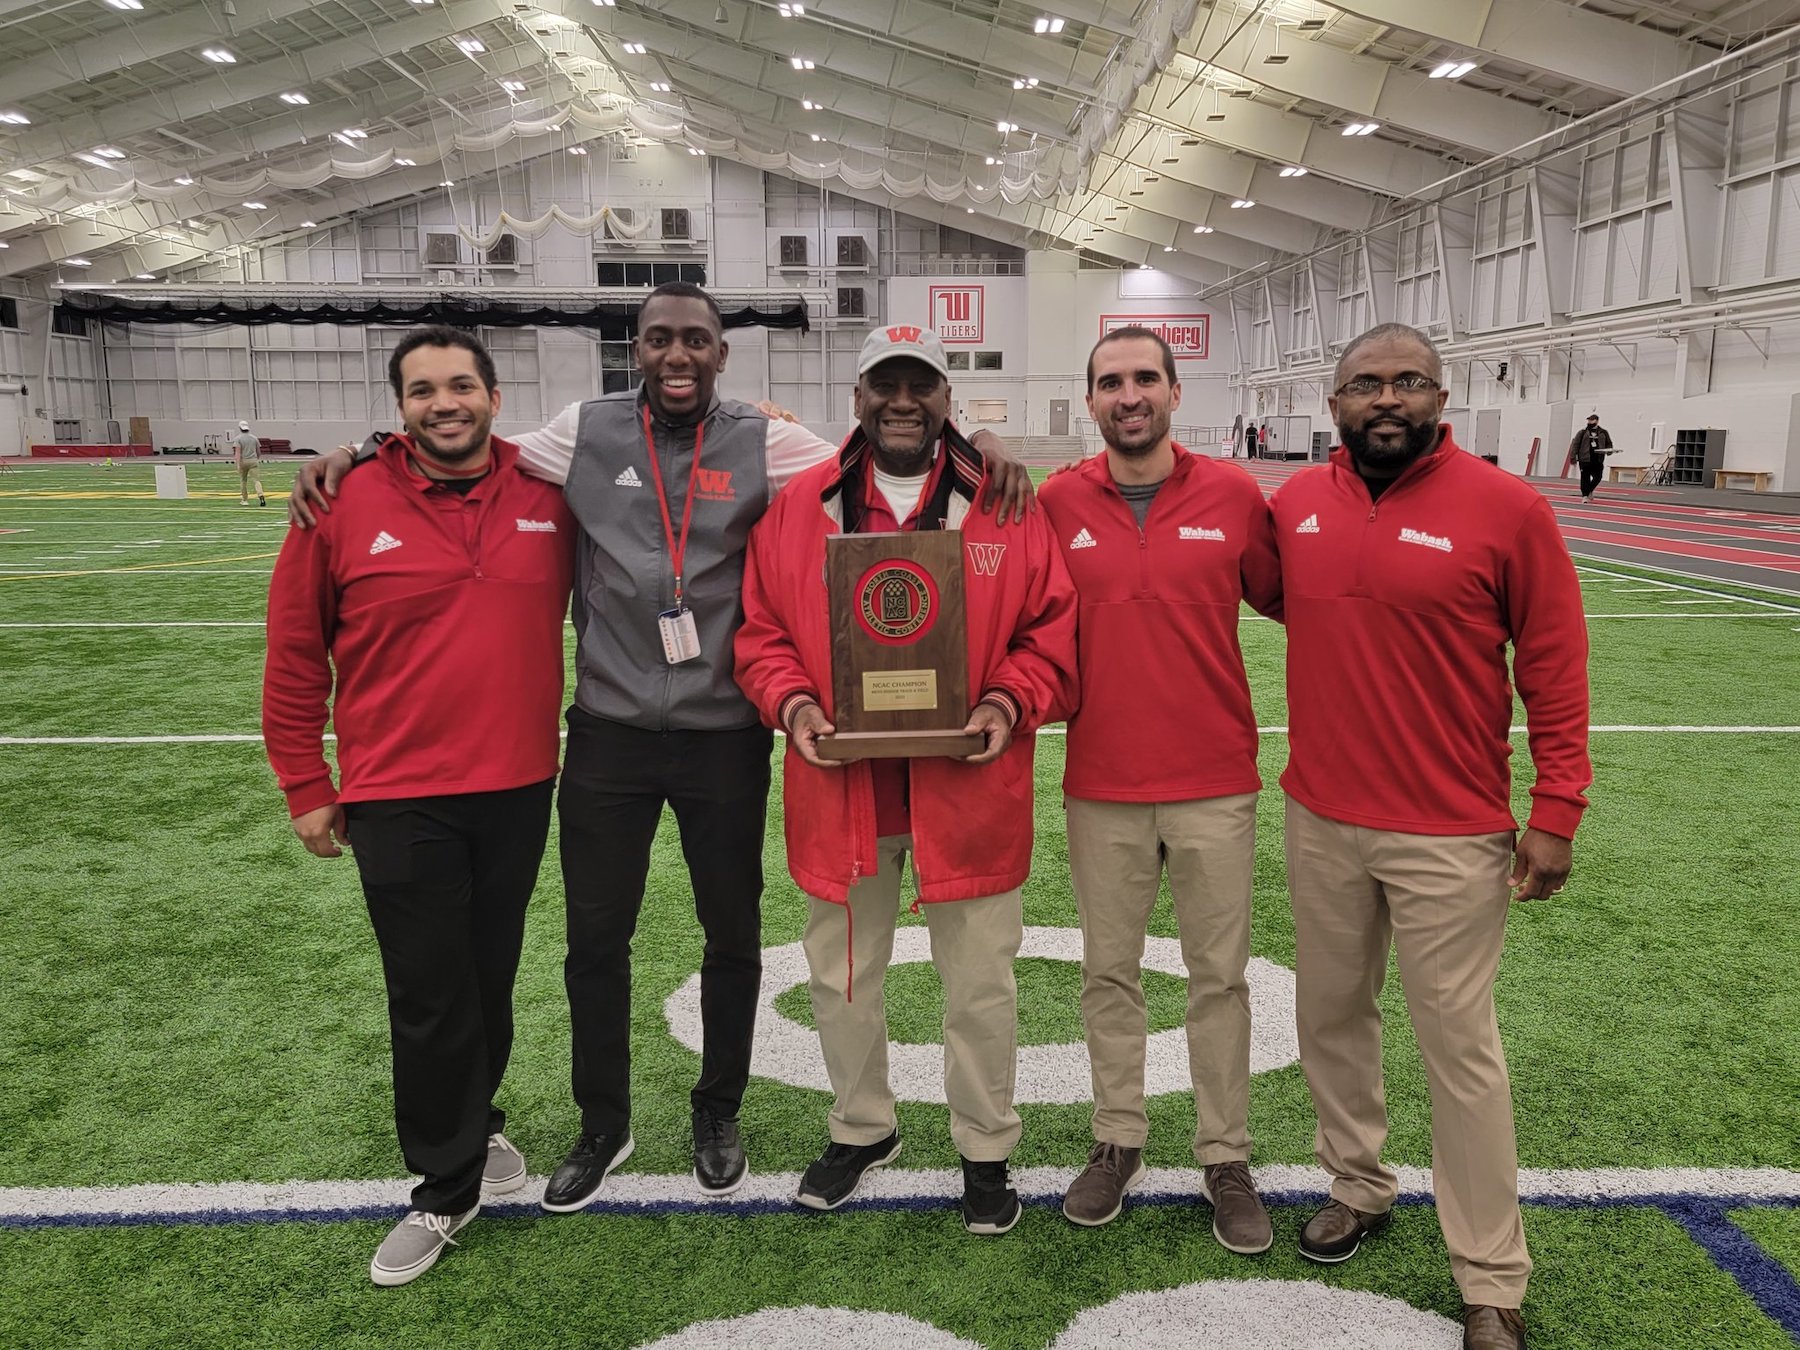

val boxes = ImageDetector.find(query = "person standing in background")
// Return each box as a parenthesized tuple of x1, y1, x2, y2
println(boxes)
(1569, 414, 1614, 501)
(234, 420, 266, 507)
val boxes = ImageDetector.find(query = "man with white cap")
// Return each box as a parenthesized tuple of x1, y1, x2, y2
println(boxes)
(233, 419, 266, 507)
(735, 323, 1078, 1235)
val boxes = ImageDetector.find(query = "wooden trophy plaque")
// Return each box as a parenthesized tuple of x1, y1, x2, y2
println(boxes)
(816, 530, 984, 761)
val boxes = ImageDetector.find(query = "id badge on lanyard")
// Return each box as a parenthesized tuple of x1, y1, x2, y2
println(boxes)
(657, 605, 701, 664)
(644, 407, 706, 665)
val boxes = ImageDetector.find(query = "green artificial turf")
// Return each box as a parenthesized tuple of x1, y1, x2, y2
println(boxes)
(3, 465, 1799, 1348)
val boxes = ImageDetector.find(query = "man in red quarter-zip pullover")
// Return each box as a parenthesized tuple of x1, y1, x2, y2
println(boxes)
(263, 327, 573, 1287)
(735, 324, 1077, 1236)
(1037, 328, 1282, 1250)
(1270, 323, 1590, 1350)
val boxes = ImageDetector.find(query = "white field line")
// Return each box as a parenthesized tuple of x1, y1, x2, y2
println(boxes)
(8, 726, 1800, 747)
(4, 1164, 1798, 1225)
(0, 568, 275, 576)
(0, 621, 264, 629)
(1571, 558, 1800, 606)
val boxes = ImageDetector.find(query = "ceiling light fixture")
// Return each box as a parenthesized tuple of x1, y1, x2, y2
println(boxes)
(174, 175, 194, 185)
(106, 0, 145, 8)
(500, 80, 525, 92)
(66, 257, 92, 267)
(984, 156, 996, 165)
(966, 207, 975, 214)
(1032, 15, 1065, 34)
(75, 153, 120, 168)
(594, 0, 617, 6)
(1162, 245, 1174, 252)
(1279, 165, 1306, 177)
(1192, 224, 1214, 233)
(622, 41, 647, 54)
(1430, 60, 1476, 79)
(408, 0, 434, 6)
(1012, 77, 1038, 89)
(997, 120, 1017, 133)
(809, 133, 822, 141)
(440, 179, 455, 186)
(569, 146, 588, 154)
(1230, 198, 1254, 208)
(777, 2, 804, 15)
(136, 273, 155, 280)
(790, 56, 814, 69)
(279, 92, 309, 105)
(243, 200, 267, 209)
(1297, 16, 1325, 31)
(1342, 121, 1379, 136)
(200, 47, 236, 62)
(395, 157, 417, 166)
(0, 112, 31, 125)
(713, 3, 728, 19)
(301, 220, 316, 227)
(687, 147, 704, 156)
(95, 147, 126, 158)
(801, 98, 817, 110)
(649, 81, 671, 92)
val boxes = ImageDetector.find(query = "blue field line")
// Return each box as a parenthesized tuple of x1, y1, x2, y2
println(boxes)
(1663, 1199, 1800, 1344)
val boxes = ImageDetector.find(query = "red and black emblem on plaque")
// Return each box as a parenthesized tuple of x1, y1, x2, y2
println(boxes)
(853, 559, 939, 645)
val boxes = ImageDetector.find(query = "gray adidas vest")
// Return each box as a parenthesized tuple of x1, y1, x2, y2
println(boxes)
(565, 392, 774, 730)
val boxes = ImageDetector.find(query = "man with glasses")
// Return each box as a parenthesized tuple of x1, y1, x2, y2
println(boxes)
(1269, 324, 1591, 1350)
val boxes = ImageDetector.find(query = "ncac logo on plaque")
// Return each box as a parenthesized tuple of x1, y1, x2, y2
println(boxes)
(854, 559, 940, 644)
(930, 285, 984, 343)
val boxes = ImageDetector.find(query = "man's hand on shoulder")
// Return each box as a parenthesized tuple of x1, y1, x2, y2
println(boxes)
(287, 446, 358, 529)
(756, 399, 800, 424)
(970, 429, 1036, 524)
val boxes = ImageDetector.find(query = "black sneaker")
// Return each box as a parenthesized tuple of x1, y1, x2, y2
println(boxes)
(795, 1132, 901, 1210)
(693, 1107, 747, 1196)
(960, 1156, 1021, 1235)
(540, 1130, 634, 1213)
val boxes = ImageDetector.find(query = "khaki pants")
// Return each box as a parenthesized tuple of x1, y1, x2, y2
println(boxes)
(1285, 796, 1529, 1306)
(803, 835, 1023, 1161)
(1066, 794, 1256, 1163)
(238, 463, 263, 501)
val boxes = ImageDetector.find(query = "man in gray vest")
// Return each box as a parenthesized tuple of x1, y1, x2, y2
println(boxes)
(286, 284, 1032, 1209)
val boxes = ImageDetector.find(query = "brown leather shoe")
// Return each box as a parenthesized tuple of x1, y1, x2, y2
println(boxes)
(1298, 1197, 1391, 1263)
(1061, 1142, 1146, 1227)
(1201, 1160, 1273, 1253)
(1463, 1305, 1527, 1349)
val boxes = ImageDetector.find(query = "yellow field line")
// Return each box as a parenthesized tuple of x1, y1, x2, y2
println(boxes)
(0, 551, 280, 582)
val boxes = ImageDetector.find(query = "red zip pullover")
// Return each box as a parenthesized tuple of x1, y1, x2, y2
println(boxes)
(1038, 444, 1281, 801)
(263, 435, 574, 817)
(1269, 432, 1591, 838)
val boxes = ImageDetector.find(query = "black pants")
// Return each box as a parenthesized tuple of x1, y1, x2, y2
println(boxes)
(1579, 461, 1604, 497)
(558, 707, 773, 1135)
(345, 779, 554, 1215)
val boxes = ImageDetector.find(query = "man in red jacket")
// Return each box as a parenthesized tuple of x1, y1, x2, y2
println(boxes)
(263, 326, 573, 1286)
(1270, 323, 1590, 1350)
(1038, 328, 1281, 1249)
(735, 324, 1077, 1235)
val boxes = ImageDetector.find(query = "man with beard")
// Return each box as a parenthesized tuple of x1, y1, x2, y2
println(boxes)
(263, 326, 574, 1284)
(1269, 323, 1591, 1350)
(285, 285, 1033, 1212)
(734, 324, 1077, 1234)
(1037, 328, 1281, 1247)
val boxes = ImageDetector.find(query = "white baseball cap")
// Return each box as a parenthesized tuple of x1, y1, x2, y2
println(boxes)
(858, 324, 949, 379)
(239, 421, 251, 431)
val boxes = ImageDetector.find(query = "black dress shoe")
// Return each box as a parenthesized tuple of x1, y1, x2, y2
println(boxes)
(541, 1130, 634, 1213)
(693, 1108, 747, 1195)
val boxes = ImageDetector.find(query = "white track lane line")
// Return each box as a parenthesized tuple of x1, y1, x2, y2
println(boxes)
(1571, 558, 1800, 606)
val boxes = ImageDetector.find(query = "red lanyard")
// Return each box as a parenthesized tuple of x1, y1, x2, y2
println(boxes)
(642, 406, 705, 607)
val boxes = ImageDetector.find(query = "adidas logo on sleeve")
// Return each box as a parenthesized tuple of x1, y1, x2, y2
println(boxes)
(1069, 527, 1098, 550)
(615, 466, 643, 488)
(1294, 514, 1320, 534)
(368, 531, 403, 555)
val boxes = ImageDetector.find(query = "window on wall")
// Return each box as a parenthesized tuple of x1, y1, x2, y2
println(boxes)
(52, 307, 90, 338)
(965, 399, 1008, 422)
(596, 261, 706, 287)
(973, 351, 1003, 371)
(0, 298, 17, 329)
(1718, 65, 1800, 288)
(1571, 128, 1677, 311)
(945, 350, 970, 371)
(480, 327, 543, 423)
(600, 339, 638, 395)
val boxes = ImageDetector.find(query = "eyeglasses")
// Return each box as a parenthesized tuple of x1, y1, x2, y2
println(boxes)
(1334, 374, 1440, 398)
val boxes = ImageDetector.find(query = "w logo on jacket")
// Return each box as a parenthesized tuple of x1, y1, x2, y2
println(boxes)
(966, 542, 1006, 576)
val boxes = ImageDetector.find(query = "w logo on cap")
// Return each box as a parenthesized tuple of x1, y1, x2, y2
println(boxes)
(886, 325, 924, 343)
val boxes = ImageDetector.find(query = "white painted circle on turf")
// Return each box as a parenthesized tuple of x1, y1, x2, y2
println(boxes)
(1048, 1280, 1462, 1348)
(635, 1307, 984, 1349)
(663, 925, 1299, 1105)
